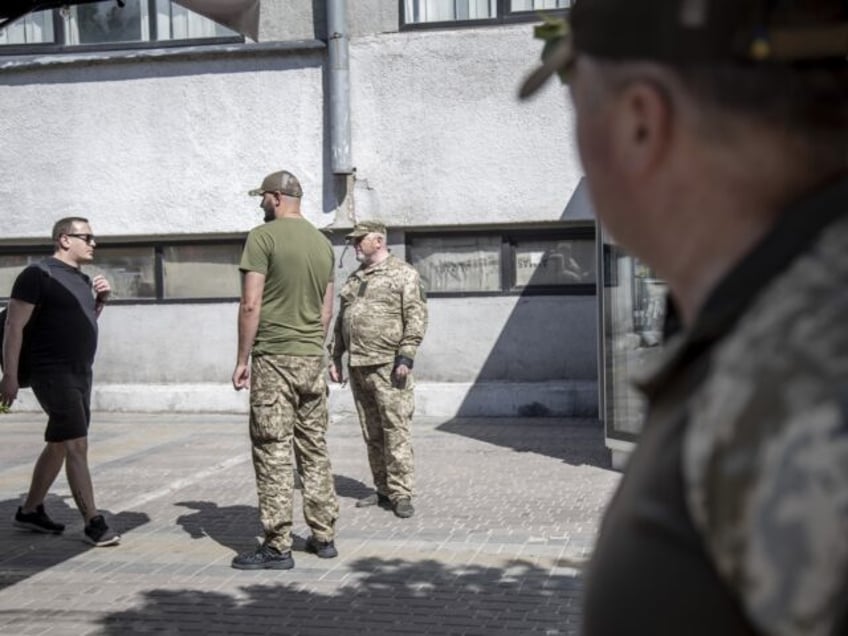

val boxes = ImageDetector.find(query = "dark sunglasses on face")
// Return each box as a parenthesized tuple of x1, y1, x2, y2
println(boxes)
(66, 233, 96, 245)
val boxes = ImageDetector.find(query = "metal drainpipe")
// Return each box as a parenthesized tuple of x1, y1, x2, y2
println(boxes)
(327, 0, 353, 175)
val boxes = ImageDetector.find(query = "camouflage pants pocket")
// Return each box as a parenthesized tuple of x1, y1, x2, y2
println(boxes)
(249, 394, 287, 444)
(249, 356, 294, 444)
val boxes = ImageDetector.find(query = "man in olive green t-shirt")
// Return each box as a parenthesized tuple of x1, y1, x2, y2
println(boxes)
(231, 170, 339, 571)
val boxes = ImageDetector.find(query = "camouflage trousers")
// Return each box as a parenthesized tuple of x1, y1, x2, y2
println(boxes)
(249, 354, 338, 552)
(349, 362, 415, 502)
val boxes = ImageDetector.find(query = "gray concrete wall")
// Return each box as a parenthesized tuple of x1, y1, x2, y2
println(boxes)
(348, 1, 401, 37)
(86, 293, 596, 385)
(258, 1, 322, 41)
(257, 1, 400, 48)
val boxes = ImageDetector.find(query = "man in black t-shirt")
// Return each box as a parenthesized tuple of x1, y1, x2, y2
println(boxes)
(0, 217, 120, 547)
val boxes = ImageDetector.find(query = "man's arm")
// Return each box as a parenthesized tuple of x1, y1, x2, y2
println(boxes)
(392, 270, 428, 383)
(232, 271, 264, 391)
(397, 271, 428, 358)
(321, 281, 334, 340)
(0, 299, 35, 406)
(92, 274, 111, 318)
(328, 292, 347, 384)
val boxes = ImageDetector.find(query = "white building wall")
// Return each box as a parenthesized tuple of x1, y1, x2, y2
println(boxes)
(0, 5, 596, 417)
(349, 26, 582, 226)
(0, 46, 330, 238)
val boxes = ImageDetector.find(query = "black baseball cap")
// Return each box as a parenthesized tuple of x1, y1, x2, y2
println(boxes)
(520, 0, 848, 98)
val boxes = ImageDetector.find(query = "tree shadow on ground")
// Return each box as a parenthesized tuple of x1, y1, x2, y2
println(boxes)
(95, 557, 583, 635)
(436, 417, 612, 470)
(0, 495, 149, 590)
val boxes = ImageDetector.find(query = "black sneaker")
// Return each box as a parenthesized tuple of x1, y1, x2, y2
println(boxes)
(393, 498, 414, 519)
(232, 545, 295, 570)
(83, 515, 120, 547)
(13, 504, 65, 534)
(355, 492, 391, 508)
(305, 536, 338, 559)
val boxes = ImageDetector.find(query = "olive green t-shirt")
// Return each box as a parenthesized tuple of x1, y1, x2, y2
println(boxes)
(239, 217, 334, 356)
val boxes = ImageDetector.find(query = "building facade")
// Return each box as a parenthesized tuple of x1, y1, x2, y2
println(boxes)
(0, 0, 599, 417)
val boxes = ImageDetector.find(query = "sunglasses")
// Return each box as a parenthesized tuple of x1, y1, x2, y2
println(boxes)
(66, 233, 96, 245)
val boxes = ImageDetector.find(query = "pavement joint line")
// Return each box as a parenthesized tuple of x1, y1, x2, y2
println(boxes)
(116, 454, 250, 514)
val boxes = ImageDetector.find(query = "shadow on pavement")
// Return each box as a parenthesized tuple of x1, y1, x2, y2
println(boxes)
(175, 472, 370, 555)
(175, 501, 262, 555)
(0, 495, 149, 590)
(333, 473, 371, 501)
(97, 557, 582, 635)
(436, 417, 611, 469)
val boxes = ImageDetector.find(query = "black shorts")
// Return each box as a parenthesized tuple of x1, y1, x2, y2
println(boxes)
(31, 370, 92, 443)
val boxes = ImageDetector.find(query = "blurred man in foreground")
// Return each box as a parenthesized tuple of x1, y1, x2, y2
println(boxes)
(522, 1, 848, 634)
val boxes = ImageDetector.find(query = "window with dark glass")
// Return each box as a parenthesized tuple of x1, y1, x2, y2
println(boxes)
(407, 227, 594, 296)
(0, 239, 244, 303)
(513, 238, 595, 289)
(0, 1, 239, 50)
(408, 235, 502, 293)
(162, 243, 242, 299)
(402, 0, 570, 26)
(83, 246, 157, 300)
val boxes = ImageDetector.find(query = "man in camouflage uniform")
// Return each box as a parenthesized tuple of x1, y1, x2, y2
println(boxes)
(329, 221, 428, 519)
(522, 0, 847, 634)
(231, 170, 339, 570)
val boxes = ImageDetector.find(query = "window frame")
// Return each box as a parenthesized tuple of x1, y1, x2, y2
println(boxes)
(399, 0, 569, 30)
(405, 225, 595, 298)
(0, 1, 243, 56)
(0, 237, 246, 304)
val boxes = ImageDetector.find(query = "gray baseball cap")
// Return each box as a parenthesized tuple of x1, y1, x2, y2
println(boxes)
(248, 170, 303, 198)
(520, 0, 848, 98)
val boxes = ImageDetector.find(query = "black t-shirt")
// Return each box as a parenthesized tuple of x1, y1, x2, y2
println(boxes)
(11, 257, 98, 373)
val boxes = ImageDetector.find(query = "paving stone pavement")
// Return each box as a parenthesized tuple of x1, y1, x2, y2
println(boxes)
(0, 412, 621, 635)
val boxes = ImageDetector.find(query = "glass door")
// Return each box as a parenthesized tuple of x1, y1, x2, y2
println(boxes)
(597, 229, 668, 468)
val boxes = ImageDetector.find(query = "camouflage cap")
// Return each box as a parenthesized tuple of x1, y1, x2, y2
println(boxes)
(520, 0, 848, 98)
(248, 170, 303, 198)
(346, 220, 387, 239)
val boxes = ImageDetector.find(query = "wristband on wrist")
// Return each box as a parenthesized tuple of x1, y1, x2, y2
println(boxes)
(394, 355, 414, 369)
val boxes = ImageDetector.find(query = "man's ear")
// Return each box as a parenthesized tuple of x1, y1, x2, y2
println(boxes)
(612, 79, 673, 176)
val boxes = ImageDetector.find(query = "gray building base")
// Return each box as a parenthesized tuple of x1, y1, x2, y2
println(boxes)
(10, 381, 597, 418)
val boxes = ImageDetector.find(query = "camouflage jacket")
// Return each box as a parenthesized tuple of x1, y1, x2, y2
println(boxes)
(330, 254, 428, 367)
(647, 180, 848, 636)
(586, 178, 848, 636)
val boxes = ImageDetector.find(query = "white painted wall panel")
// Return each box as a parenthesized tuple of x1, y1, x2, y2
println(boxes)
(349, 25, 583, 226)
(0, 52, 328, 239)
